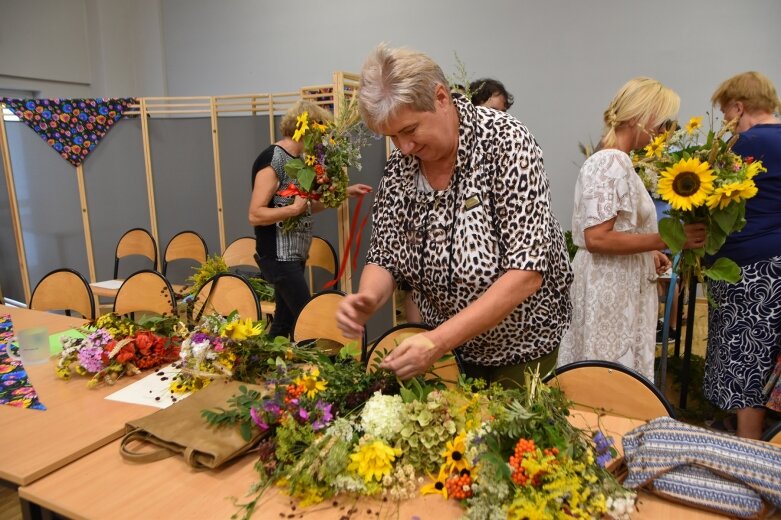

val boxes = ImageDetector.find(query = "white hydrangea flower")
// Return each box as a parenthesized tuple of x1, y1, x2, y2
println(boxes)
(360, 392, 405, 442)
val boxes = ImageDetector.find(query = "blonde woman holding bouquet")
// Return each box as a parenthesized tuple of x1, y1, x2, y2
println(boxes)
(249, 101, 371, 338)
(707, 71, 781, 439)
(557, 78, 706, 381)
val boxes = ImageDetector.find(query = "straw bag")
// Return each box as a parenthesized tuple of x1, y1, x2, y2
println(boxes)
(623, 417, 781, 518)
(120, 380, 265, 469)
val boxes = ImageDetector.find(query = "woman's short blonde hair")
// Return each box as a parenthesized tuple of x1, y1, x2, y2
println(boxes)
(711, 71, 781, 114)
(279, 100, 333, 138)
(601, 77, 680, 148)
(358, 43, 450, 133)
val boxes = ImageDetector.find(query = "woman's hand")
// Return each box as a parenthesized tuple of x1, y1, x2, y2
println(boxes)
(346, 184, 373, 198)
(290, 196, 309, 216)
(652, 250, 672, 274)
(379, 333, 440, 380)
(336, 292, 377, 339)
(682, 223, 707, 249)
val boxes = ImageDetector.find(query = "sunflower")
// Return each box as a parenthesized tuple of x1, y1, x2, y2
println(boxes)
(685, 116, 703, 134)
(420, 468, 449, 499)
(304, 154, 317, 166)
(441, 432, 470, 474)
(347, 440, 401, 483)
(706, 180, 758, 210)
(657, 157, 715, 211)
(745, 160, 767, 179)
(644, 134, 666, 158)
(292, 112, 309, 142)
(293, 367, 327, 398)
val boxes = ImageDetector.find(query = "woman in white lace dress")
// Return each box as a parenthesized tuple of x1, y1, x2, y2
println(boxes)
(558, 78, 707, 380)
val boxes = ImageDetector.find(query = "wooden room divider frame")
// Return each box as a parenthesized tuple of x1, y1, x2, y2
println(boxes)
(0, 72, 361, 303)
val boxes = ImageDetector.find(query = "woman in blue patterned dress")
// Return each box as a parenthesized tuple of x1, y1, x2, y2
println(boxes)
(706, 71, 781, 439)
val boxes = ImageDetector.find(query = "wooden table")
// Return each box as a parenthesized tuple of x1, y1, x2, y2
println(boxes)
(18, 409, 739, 519)
(0, 305, 159, 486)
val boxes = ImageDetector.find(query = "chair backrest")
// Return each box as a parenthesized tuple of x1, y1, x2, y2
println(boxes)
(162, 231, 208, 275)
(763, 421, 781, 445)
(114, 228, 157, 278)
(366, 323, 461, 385)
(191, 273, 260, 322)
(293, 290, 362, 355)
(544, 361, 675, 421)
(29, 268, 96, 319)
(113, 270, 177, 317)
(222, 237, 258, 269)
(306, 236, 338, 294)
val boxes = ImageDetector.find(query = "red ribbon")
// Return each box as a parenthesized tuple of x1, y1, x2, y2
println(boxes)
(277, 183, 320, 200)
(324, 193, 368, 289)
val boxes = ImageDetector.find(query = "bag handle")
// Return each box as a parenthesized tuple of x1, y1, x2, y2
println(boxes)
(120, 429, 177, 463)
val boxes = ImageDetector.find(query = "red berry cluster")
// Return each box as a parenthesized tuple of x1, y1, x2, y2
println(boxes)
(509, 439, 559, 486)
(445, 470, 473, 500)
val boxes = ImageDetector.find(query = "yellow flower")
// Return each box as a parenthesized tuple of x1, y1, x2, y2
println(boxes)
(293, 367, 327, 398)
(657, 157, 715, 211)
(220, 318, 263, 340)
(745, 160, 767, 179)
(420, 467, 449, 499)
(292, 112, 309, 142)
(347, 440, 401, 483)
(441, 432, 470, 474)
(304, 154, 316, 166)
(312, 121, 328, 133)
(706, 180, 758, 210)
(643, 134, 666, 158)
(685, 116, 703, 134)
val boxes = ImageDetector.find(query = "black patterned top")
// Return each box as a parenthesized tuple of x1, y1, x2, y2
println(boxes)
(367, 95, 573, 366)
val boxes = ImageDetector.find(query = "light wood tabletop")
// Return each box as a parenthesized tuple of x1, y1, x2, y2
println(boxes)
(0, 305, 160, 486)
(18, 409, 741, 520)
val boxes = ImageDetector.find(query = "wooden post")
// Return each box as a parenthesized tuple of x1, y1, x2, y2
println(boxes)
(0, 105, 32, 302)
(75, 165, 97, 282)
(268, 94, 275, 141)
(210, 97, 226, 253)
(138, 98, 161, 263)
(332, 71, 353, 294)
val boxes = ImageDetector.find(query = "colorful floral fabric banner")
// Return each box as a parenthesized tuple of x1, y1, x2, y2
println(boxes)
(1, 97, 137, 167)
(0, 314, 46, 410)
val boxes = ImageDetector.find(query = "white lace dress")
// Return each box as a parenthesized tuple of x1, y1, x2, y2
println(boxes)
(558, 149, 659, 380)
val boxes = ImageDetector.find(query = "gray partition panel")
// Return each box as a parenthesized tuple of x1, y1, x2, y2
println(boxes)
(0, 138, 24, 301)
(83, 118, 151, 281)
(217, 115, 270, 246)
(150, 118, 219, 285)
(6, 122, 89, 294)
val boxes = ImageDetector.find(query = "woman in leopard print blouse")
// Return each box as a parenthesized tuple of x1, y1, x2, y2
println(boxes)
(336, 44, 573, 386)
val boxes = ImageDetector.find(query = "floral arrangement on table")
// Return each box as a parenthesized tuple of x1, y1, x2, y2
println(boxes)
(204, 357, 634, 520)
(279, 94, 371, 231)
(169, 311, 341, 393)
(56, 313, 184, 387)
(185, 255, 274, 302)
(632, 116, 765, 283)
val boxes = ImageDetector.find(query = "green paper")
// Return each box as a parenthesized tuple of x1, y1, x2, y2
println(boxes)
(49, 328, 87, 355)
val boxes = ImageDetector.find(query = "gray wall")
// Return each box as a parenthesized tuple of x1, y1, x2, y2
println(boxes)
(159, 0, 781, 227)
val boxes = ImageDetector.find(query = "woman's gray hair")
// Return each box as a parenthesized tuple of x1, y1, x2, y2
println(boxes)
(358, 43, 450, 133)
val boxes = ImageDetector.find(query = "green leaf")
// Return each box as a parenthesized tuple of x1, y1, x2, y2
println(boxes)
(240, 420, 252, 442)
(711, 204, 740, 234)
(704, 224, 726, 256)
(338, 341, 361, 360)
(283, 159, 305, 177)
(703, 257, 742, 283)
(297, 167, 315, 192)
(705, 129, 715, 148)
(659, 217, 686, 254)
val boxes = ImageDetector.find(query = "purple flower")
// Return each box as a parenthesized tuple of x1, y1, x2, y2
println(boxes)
(77, 346, 105, 373)
(190, 332, 211, 344)
(263, 401, 281, 417)
(88, 329, 112, 347)
(249, 407, 268, 431)
(597, 453, 613, 467)
(298, 408, 309, 421)
(312, 401, 334, 431)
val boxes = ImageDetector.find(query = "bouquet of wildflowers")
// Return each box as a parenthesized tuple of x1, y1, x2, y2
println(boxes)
(279, 95, 371, 231)
(633, 116, 765, 283)
(205, 356, 633, 520)
(56, 313, 183, 387)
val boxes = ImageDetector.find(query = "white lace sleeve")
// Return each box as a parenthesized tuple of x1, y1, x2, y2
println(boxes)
(576, 151, 635, 230)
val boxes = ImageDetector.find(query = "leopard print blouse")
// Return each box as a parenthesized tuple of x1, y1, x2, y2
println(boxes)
(367, 95, 573, 366)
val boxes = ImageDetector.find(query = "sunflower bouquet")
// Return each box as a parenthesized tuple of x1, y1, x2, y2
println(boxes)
(279, 94, 370, 232)
(633, 116, 765, 283)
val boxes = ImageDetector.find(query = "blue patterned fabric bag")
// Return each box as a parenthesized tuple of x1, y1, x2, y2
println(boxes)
(623, 417, 781, 518)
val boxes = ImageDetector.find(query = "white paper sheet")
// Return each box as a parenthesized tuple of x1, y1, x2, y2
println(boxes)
(104, 363, 192, 409)
(90, 279, 124, 290)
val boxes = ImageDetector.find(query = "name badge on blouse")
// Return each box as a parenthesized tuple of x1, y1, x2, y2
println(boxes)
(464, 195, 482, 211)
